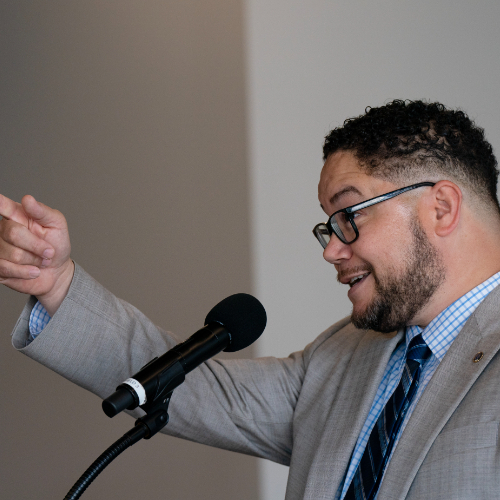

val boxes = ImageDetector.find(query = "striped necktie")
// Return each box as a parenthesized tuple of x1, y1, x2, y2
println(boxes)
(344, 333, 431, 500)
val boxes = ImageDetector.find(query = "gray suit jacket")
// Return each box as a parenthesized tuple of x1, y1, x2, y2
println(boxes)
(12, 264, 500, 499)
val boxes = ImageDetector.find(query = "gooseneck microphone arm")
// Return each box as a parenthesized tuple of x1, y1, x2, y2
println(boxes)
(65, 378, 174, 500)
(63, 293, 267, 500)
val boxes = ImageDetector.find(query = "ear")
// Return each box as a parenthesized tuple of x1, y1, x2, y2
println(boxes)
(427, 181, 462, 237)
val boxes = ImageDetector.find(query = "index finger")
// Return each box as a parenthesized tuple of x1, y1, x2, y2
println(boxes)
(0, 194, 29, 227)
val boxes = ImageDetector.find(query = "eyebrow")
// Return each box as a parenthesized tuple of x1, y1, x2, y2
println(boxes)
(329, 185, 364, 207)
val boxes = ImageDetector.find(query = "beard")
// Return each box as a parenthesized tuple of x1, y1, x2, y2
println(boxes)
(349, 217, 445, 333)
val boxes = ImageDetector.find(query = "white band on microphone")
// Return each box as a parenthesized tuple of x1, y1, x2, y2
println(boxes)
(123, 378, 147, 405)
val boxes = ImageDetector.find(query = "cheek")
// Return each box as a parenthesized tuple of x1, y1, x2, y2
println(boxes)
(357, 217, 413, 274)
(377, 205, 411, 239)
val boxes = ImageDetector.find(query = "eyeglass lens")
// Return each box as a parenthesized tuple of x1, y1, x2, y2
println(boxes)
(331, 212, 357, 243)
(314, 225, 331, 249)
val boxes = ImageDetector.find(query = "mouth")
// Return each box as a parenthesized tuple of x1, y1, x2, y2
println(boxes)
(348, 272, 371, 290)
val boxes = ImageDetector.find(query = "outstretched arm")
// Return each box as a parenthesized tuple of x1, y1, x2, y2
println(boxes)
(12, 263, 304, 465)
(0, 194, 74, 316)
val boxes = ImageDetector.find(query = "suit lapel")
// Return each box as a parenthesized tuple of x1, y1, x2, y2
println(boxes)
(303, 328, 403, 500)
(378, 285, 500, 500)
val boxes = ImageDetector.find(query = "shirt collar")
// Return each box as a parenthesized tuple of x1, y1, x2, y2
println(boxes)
(405, 271, 500, 361)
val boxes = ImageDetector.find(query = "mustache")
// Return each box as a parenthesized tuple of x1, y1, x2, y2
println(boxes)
(336, 264, 375, 284)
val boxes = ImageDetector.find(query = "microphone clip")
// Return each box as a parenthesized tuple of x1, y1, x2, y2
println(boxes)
(134, 360, 186, 439)
(135, 391, 173, 440)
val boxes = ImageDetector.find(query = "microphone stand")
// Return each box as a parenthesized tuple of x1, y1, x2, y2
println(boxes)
(63, 390, 174, 500)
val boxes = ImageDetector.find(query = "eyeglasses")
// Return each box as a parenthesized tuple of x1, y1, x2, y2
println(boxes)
(313, 182, 435, 248)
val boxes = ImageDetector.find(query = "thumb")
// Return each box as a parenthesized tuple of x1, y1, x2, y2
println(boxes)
(21, 195, 64, 228)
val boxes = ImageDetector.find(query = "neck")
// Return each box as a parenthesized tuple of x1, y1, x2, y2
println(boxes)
(411, 220, 500, 328)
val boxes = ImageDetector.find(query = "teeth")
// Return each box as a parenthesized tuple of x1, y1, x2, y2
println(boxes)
(349, 273, 368, 286)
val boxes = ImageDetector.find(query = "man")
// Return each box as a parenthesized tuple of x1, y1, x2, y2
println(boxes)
(2, 100, 500, 499)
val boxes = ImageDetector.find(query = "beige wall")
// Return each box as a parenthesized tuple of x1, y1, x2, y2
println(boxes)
(0, 2, 258, 499)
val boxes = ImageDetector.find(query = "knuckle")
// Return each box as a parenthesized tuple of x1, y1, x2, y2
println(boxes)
(5, 222, 19, 242)
(54, 209, 66, 225)
(0, 261, 12, 278)
(10, 247, 24, 264)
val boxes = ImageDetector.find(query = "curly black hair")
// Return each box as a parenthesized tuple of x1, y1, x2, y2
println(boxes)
(323, 100, 499, 213)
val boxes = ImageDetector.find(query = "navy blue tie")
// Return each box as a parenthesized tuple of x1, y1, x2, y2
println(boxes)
(344, 334, 431, 500)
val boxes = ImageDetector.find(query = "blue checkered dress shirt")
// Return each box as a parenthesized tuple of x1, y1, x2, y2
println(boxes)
(28, 272, 500, 499)
(28, 300, 51, 343)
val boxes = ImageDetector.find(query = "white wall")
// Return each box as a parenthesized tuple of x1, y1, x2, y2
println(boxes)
(244, 1, 500, 498)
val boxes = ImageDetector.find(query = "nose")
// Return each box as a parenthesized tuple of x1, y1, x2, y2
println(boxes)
(323, 234, 353, 264)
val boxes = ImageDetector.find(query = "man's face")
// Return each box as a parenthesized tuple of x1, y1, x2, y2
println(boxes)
(318, 151, 445, 332)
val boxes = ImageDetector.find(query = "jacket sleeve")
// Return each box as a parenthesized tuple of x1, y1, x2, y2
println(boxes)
(11, 263, 320, 465)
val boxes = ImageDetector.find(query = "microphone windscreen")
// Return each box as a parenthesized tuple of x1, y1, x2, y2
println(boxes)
(205, 293, 266, 352)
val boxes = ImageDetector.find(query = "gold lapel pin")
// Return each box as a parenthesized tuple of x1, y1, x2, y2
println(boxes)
(473, 352, 484, 363)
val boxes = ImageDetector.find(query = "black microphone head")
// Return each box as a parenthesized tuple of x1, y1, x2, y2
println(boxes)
(205, 293, 266, 352)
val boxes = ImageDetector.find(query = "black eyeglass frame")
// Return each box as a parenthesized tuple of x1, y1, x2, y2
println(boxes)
(313, 182, 436, 247)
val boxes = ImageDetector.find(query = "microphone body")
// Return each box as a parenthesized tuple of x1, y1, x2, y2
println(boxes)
(102, 322, 230, 417)
(102, 293, 266, 418)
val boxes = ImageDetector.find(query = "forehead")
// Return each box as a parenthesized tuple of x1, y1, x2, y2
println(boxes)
(318, 151, 394, 211)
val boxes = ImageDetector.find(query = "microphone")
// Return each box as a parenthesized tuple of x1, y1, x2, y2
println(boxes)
(102, 293, 266, 418)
